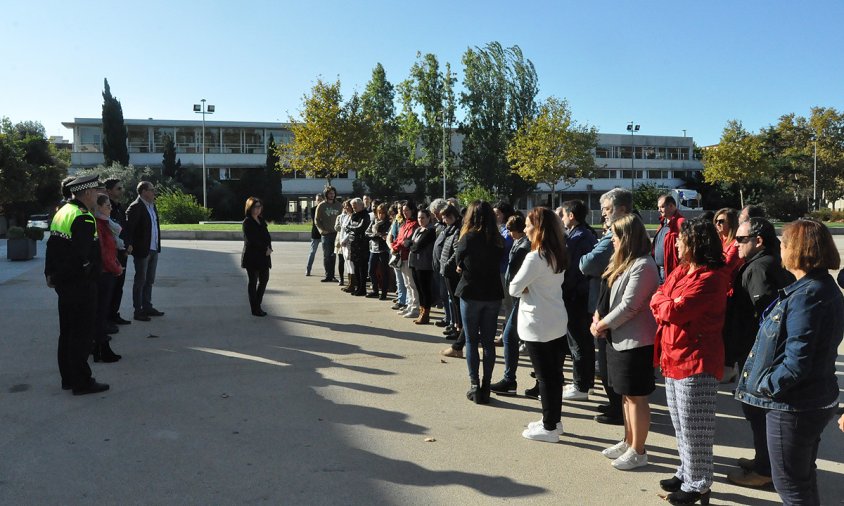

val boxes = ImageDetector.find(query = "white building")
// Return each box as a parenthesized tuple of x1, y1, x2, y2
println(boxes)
(63, 118, 703, 214)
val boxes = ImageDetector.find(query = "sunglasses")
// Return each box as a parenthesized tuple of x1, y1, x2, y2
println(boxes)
(735, 235, 757, 244)
(715, 219, 726, 225)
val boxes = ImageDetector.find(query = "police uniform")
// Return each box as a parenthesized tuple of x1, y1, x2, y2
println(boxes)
(44, 175, 109, 395)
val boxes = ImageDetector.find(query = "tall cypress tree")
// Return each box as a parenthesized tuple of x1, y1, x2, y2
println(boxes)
(262, 134, 285, 221)
(161, 135, 181, 179)
(102, 78, 130, 166)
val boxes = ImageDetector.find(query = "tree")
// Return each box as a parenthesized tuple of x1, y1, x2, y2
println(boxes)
(702, 120, 770, 208)
(506, 97, 597, 208)
(357, 63, 412, 198)
(261, 134, 285, 221)
(161, 135, 181, 179)
(460, 42, 539, 202)
(102, 78, 130, 166)
(277, 79, 373, 185)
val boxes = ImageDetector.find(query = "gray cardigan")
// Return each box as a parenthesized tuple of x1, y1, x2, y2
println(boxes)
(601, 255, 659, 351)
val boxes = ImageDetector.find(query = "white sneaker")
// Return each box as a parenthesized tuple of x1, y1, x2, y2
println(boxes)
(611, 447, 648, 470)
(521, 424, 560, 443)
(527, 419, 563, 433)
(563, 384, 589, 400)
(403, 309, 419, 319)
(518, 343, 527, 353)
(601, 440, 630, 459)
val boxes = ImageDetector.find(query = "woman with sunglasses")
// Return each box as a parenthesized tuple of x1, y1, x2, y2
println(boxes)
(713, 208, 743, 284)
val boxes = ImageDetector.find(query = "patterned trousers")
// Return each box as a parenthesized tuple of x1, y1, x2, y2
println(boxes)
(665, 374, 718, 493)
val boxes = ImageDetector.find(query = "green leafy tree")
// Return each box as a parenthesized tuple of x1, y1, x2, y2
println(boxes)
(277, 79, 373, 185)
(702, 120, 770, 208)
(460, 42, 539, 202)
(506, 97, 597, 208)
(260, 134, 285, 221)
(161, 135, 182, 179)
(357, 63, 412, 198)
(631, 183, 670, 212)
(102, 78, 130, 167)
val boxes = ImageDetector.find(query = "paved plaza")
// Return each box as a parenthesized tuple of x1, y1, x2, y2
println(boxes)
(0, 239, 842, 505)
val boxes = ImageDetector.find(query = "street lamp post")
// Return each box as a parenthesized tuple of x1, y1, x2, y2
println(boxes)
(813, 136, 817, 210)
(441, 109, 448, 200)
(193, 99, 215, 208)
(627, 122, 640, 192)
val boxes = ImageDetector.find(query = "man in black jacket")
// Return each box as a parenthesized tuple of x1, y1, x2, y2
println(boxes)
(725, 217, 794, 488)
(104, 177, 131, 325)
(124, 181, 164, 321)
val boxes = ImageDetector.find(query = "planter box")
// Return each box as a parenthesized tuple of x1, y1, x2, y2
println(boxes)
(7, 238, 36, 261)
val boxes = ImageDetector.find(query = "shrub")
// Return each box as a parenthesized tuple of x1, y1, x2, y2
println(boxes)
(809, 208, 844, 222)
(25, 227, 44, 240)
(156, 188, 211, 224)
(7, 226, 25, 239)
(457, 186, 496, 206)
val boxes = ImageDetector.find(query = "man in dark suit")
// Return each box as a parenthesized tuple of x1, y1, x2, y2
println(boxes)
(124, 181, 164, 322)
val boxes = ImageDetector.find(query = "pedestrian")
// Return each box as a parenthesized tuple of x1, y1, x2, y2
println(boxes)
(346, 198, 371, 296)
(93, 194, 123, 363)
(306, 193, 324, 276)
(103, 177, 131, 326)
(315, 186, 342, 282)
(125, 181, 164, 322)
(409, 208, 436, 324)
(652, 193, 685, 283)
(44, 174, 110, 395)
(241, 197, 272, 316)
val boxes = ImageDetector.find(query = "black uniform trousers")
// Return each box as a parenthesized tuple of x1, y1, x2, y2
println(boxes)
(56, 282, 97, 388)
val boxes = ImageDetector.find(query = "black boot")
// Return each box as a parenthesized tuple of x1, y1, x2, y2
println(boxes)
(94, 343, 121, 363)
(475, 380, 491, 405)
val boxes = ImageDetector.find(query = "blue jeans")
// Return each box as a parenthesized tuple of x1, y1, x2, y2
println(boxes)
(132, 250, 158, 312)
(766, 407, 835, 505)
(320, 233, 336, 278)
(501, 299, 520, 382)
(461, 298, 501, 384)
(306, 238, 319, 274)
(368, 251, 389, 295)
(393, 266, 406, 304)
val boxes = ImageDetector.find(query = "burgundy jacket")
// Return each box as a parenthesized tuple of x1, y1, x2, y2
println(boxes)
(652, 212, 685, 279)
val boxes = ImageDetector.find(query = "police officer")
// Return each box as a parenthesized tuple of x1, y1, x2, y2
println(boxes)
(45, 174, 110, 395)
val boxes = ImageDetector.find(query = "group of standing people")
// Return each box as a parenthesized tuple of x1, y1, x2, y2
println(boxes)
(46, 175, 165, 395)
(308, 185, 843, 506)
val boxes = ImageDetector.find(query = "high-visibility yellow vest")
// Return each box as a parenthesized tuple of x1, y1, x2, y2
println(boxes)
(50, 202, 97, 240)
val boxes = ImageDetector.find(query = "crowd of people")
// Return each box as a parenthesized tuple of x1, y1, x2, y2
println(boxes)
(307, 185, 844, 506)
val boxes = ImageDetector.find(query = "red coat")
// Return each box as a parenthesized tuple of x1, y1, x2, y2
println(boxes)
(652, 212, 685, 279)
(96, 218, 122, 275)
(722, 238, 744, 295)
(391, 219, 418, 260)
(650, 264, 729, 380)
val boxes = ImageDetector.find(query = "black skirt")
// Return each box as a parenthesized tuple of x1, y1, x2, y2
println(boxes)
(606, 344, 655, 396)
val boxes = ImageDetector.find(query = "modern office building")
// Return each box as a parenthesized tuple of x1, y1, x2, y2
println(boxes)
(63, 117, 703, 215)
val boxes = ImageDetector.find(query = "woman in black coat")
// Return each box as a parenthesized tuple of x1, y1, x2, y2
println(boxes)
(242, 197, 272, 316)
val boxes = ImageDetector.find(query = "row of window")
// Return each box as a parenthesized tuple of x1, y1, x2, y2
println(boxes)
(77, 126, 293, 154)
(595, 145, 690, 160)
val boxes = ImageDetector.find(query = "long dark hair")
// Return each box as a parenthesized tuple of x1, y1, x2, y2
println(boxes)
(460, 200, 502, 247)
(680, 219, 725, 269)
(526, 207, 568, 274)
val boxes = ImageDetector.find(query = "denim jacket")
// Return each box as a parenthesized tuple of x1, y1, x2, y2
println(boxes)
(735, 269, 843, 412)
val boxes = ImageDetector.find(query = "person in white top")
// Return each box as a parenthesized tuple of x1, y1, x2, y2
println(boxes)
(508, 207, 569, 443)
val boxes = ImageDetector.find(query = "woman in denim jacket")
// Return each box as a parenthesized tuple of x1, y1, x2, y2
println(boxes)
(735, 219, 843, 506)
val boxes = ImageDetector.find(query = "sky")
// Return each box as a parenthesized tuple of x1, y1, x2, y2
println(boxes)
(2, 0, 843, 147)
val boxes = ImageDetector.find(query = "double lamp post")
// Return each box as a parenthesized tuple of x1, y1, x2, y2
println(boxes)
(193, 99, 215, 208)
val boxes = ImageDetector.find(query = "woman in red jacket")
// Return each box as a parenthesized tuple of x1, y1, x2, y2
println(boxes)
(650, 219, 728, 505)
(391, 202, 419, 319)
(94, 194, 124, 363)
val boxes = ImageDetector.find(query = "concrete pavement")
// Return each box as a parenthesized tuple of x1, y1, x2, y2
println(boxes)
(0, 239, 842, 505)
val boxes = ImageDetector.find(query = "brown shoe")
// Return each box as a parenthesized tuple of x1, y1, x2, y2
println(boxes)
(441, 347, 463, 358)
(414, 306, 430, 325)
(727, 469, 773, 488)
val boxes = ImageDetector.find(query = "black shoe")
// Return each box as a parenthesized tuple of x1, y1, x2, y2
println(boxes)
(145, 307, 165, 317)
(252, 309, 268, 317)
(379, 294, 387, 301)
(105, 323, 119, 334)
(596, 403, 612, 414)
(667, 490, 710, 505)
(320, 277, 336, 282)
(338, 278, 346, 286)
(61, 382, 72, 391)
(660, 476, 683, 493)
(111, 315, 131, 325)
(490, 379, 517, 396)
(475, 384, 491, 405)
(435, 320, 449, 328)
(134, 312, 151, 322)
(442, 326, 456, 336)
(594, 413, 624, 425)
(93, 343, 121, 363)
(524, 383, 540, 400)
(352, 291, 366, 296)
(391, 303, 406, 310)
(72, 380, 110, 396)
(365, 292, 380, 298)
(444, 331, 458, 341)
(466, 384, 479, 402)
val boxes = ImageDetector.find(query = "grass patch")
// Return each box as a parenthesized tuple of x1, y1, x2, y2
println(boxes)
(161, 223, 311, 232)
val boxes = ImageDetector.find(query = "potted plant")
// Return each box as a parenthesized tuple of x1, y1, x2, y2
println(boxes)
(6, 226, 42, 261)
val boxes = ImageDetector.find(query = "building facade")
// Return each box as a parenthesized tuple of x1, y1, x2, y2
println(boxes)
(63, 118, 703, 215)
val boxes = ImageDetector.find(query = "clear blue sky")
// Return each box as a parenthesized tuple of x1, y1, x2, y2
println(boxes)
(2, 0, 842, 146)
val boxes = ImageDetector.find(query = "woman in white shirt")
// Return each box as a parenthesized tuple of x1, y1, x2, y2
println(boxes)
(590, 214, 659, 471)
(508, 207, 569, 443)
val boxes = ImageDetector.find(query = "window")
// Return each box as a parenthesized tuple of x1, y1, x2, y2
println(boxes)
(621, 170, 644, 180)
(204, 128, 220, 153)
(176, 128, 198, 153)
(648, 170, 670, 179)
(153, 127, 175, 153)
(595, 169, 616, 178)
(244, 128, 265, 154)
(127, 126, 150, 153)
(78, 127, 102, 152)
(641, 147, 656, 159)
(222, 128, 241, 153)
(595, 146, 610, 158)
(619, 146, 633, 159)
